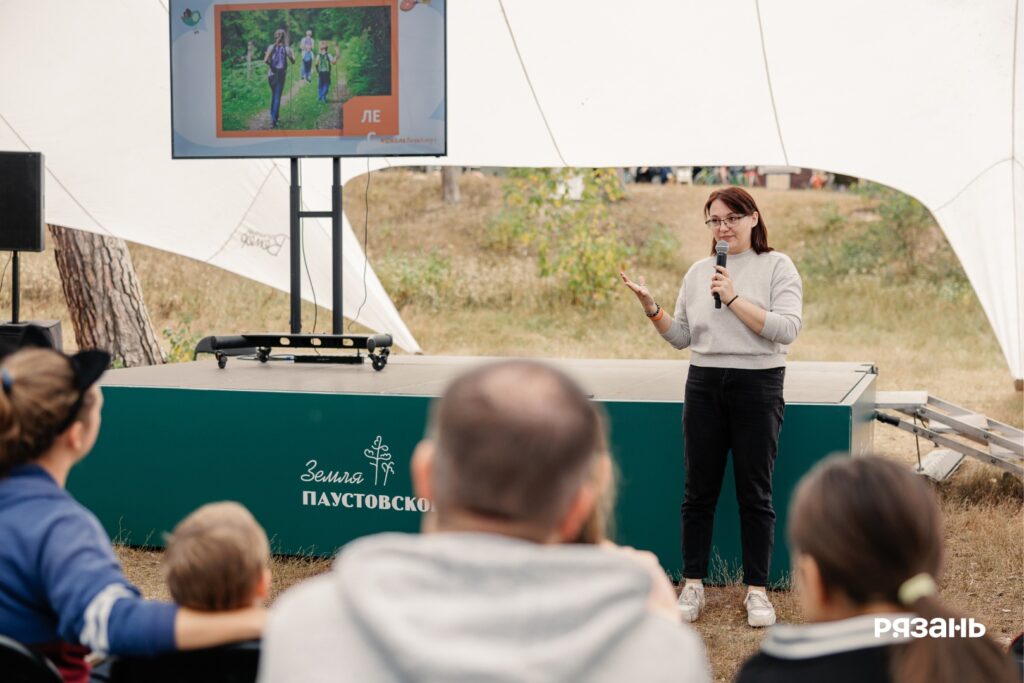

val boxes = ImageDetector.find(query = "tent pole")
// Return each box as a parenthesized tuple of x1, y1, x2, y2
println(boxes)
(332, 158, 342, 334)
(289, 158, 301, 334)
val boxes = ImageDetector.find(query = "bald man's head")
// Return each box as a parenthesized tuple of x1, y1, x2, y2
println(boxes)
(428, 361, 601, 529)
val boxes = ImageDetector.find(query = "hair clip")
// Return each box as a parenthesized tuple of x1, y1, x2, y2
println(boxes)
(1, 368, 13, 395)
(898, 573, 937, 605)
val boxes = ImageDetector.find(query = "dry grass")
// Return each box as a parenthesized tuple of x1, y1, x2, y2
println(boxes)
(11, 170, 1021, 682)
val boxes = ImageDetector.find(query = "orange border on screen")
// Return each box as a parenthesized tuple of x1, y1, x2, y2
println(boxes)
(214, 0, 398, 138)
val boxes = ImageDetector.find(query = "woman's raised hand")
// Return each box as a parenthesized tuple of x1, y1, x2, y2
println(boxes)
(620, 271, 658, 315)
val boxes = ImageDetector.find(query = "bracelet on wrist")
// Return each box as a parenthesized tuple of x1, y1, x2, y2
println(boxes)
(726, 294, 739, 307)
(648, 306, 665, 322)
(645, 304, 661, 318)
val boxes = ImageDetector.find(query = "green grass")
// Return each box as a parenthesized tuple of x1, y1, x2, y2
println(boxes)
(277, 70, 322, 129)
(219, 61, 270, 130)
(282, 67, 336, 129)
(220, 58, 319, 131)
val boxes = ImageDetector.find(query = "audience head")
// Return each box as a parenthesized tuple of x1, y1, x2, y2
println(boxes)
(0, 331, 110, 478)
(789, 455, 942, 616)
(413, 360, 605, 543)
(164, 501, 271, 612)
(789, 455, 1016, 683)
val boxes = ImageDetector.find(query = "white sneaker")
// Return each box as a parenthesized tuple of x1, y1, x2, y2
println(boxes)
(676, 583, 705, 623)
(744, 590, 776, 627)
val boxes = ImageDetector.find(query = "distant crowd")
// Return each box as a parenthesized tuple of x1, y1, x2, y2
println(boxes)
(629, 166, 848, 189)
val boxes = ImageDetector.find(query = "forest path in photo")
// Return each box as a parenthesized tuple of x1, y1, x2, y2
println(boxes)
(246, 71, 309, 131)
(218, 5, 391, 131)
(313, 77, 351, 130)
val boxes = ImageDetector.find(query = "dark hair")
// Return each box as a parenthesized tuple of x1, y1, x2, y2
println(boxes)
(0, 349, 98, 476)
(429, 360, 600, 529)
(704, 186, 773, 255)
(790, 456, 1017, 683)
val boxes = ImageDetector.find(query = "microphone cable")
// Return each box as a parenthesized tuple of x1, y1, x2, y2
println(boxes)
(301, 208, 318, 336)
(297, 160, 319, 354)
(348, 156, 371, 332)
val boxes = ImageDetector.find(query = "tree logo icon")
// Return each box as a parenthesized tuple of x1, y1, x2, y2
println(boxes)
(364, 435, 395, 486)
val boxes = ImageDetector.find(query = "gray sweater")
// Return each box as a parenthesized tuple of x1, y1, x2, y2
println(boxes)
(258, 532, 710, 683)
(660, 248, 802, 369)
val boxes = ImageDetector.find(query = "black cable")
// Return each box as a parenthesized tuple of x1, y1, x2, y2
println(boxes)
(0, 252, 12, 307)
(913, 414, 923, 472)
(348, 157, 371, 331)
(300, 214, 322, 357)
(295, 159, 319, 356)
(301, 219, 318, 334)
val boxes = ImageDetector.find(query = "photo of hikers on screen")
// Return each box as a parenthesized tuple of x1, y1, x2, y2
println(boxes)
(218, 5, 391, 133)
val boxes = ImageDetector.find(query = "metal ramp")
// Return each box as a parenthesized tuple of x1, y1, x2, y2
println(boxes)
(874, 392, 1024, 480)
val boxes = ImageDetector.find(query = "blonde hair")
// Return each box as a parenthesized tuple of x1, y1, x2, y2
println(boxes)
(0, 349, 97, 476)
(163, 502, 270, 611)
(574, 411, 617, 544)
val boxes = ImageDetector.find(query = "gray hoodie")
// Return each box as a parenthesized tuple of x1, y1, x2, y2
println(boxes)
(258, 532, 710, 683)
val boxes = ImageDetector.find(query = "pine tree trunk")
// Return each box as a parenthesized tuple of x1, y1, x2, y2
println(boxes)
(48, 225, 164, 367)
(442, 166, 461, 204)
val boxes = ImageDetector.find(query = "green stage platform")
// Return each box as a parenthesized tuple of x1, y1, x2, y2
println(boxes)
(70, 356, 876, 584)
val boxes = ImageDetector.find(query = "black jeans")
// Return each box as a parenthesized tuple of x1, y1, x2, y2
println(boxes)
(681, 365, 785, 586)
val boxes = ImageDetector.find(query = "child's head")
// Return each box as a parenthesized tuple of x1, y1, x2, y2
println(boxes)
(789, 455, 942, 618)
(164, 501, 271, 611)
(789, 455, 1017, 683)
(306, 30, 312, 37)
(319, 40, 329, 51)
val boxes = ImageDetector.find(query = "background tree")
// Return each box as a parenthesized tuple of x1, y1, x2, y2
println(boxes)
(442, 166, 461, 204)
(48, 225, 164, 367)
(487, 168, 630, 305)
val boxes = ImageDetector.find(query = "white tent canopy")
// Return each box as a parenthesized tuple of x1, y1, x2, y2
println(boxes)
(1, 0, 1021, 379)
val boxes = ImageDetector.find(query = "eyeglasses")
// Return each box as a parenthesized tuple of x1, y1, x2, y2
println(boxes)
(704, 214, 748, 230)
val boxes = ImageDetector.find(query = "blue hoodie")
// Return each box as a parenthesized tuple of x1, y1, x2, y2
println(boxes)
(0, 464, 177, 657)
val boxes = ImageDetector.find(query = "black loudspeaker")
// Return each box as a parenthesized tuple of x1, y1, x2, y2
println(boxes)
(0, 152, 45, 252)
(0, 321, 63, 359)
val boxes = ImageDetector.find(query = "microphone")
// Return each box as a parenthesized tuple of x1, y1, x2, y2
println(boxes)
(714, 240, 729, 309)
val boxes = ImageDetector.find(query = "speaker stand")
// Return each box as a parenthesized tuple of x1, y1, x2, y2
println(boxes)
(11, 250, 19, 324)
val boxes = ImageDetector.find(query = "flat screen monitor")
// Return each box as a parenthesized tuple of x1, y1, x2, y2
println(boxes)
(169, 0, 446, 158)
